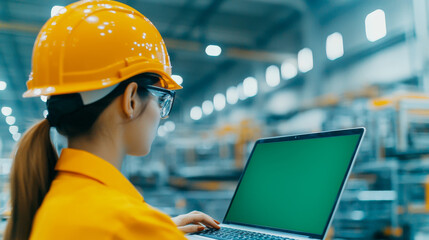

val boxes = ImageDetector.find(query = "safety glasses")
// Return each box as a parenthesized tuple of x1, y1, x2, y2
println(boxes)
(145, 85, 176, 119)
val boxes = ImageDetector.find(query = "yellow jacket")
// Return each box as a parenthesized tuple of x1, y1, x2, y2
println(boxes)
(30, 148, 186, 239)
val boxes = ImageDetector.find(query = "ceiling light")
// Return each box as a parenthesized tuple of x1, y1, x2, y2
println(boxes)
(13, 133, 21, 142)
(190, 106, 203, 120)
(281, 60, 298, 79)
(164, 121, 176, 132)
(298, 48, 313, 73)
(213, 93, 226, 111)
(5, 116, 15, 125)
(1, 107, 12, 116)
(226, 86, 239, 105)
(205, 45, 222, 57)
(266, 65, 280, 87)
(237, 83, 247, 101)
(157, 126, 167, 137)
(9, 125, 18, 135)
(202, 100, 214, 115)
(365, 9, 387, 42)
(326, 32, 344, 60)
(171, 75, 183, 85)
(0, 81, 6, 90)
(243, 77, 258, 97)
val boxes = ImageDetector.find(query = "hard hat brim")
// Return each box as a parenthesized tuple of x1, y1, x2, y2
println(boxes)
(23, 69, 182, 98)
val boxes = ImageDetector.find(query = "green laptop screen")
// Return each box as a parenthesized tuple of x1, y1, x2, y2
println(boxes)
(224, 134, 361, 235)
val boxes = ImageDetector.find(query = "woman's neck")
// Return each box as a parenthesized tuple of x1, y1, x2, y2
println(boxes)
(68, 133, 125, 170)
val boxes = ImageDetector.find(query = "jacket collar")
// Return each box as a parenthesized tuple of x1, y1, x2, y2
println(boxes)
(55, 148, 143, 201)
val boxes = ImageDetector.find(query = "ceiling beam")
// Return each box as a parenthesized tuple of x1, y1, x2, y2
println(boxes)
(0, 21, 295, 64)
(254, 10, 301, 46)
(179, 0, 226, 40)
(0, 2, 31, 112)
(165, 0, 194, 37)
(0, 0, 43, 139)
(182, 9, 302, 102)
(248, 0, 307, 12)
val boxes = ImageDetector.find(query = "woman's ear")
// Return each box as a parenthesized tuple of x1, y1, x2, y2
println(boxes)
(122, 82, 139, 119)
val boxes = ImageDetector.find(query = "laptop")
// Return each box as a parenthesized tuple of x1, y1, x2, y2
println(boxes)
(188, 128, 365, 240)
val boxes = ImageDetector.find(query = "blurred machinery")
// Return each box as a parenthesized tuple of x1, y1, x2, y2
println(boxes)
(135, 85, 429, 240)
(1, 0, 429, 239)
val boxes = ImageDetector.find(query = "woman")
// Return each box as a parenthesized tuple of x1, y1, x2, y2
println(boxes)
(5, 0, 220, 239)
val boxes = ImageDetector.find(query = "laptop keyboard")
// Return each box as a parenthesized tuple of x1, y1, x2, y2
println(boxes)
(194, 227, 297, 240)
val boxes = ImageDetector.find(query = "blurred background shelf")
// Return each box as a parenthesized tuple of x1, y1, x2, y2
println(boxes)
(2, 0, 429, 239)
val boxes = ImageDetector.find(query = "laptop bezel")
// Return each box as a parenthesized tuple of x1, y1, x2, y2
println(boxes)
(222, 127, 366, 239)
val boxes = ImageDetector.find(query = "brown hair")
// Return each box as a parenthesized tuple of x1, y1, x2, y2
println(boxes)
(4, 74, 159, 240)
(4, 120, 57, 240)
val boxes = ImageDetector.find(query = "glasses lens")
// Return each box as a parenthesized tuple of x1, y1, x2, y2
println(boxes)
(159, 94, 173, 119)
(146, 86, 174, 119)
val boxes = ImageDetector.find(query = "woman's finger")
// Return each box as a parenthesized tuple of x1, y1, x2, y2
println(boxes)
(196, 212, 221, 228)
(190, 211, 220, 224)
(178, 224, 205, 233)
(186, 213, 221, 229)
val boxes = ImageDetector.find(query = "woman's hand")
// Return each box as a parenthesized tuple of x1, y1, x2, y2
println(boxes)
(171, 211, 221, 233)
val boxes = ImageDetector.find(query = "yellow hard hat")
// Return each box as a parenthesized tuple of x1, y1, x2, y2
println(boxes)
(23, 0, 182, 98)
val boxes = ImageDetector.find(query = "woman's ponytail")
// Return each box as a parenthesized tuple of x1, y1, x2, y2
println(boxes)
(4, 73, 158, 240)
(4, 119, 58, 240)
